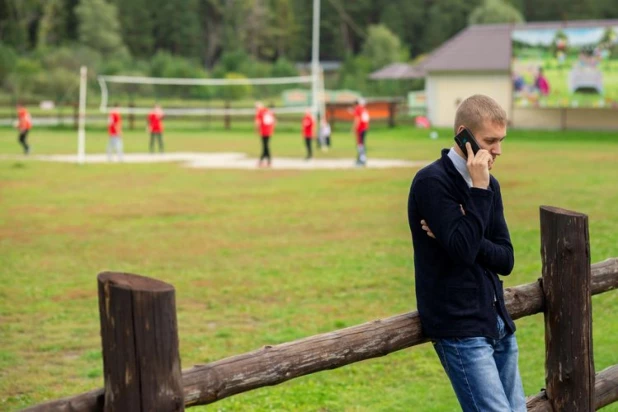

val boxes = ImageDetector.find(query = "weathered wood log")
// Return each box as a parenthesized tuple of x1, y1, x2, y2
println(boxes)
(97, 272, 184, 411)
(22, 388, 105, 412)
(540, 206, 594, 412)
(23, 260, 618, 411)
(590, 258, 618, 295)
(527, 365, 618, 411)
(526, 390, 552, 412)
(183, 311, 425, 405)
(595, 364, 618, 410)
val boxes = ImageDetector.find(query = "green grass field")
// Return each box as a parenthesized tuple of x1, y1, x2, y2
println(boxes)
(1, 124, 617, 411)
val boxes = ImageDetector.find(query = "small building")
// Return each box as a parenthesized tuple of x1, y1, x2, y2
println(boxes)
(411, 20, 618, 130)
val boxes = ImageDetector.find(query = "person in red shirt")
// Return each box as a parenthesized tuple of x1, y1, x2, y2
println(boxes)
(16, 104, 32, 155)
(302, 108, 315, 160)
(147, 104, 165, 153)
(107, 103, 123, 162)
(352, 98, 370, 166)
(255, 102, 276, 167)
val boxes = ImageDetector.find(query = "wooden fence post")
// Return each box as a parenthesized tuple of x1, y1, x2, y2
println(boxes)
(73, 102, 79, 130)
(388, 101, 396, 128)
(540, 206, 594, 411)
(224, 101, 230, 129)
(97, 272, 184, 411)
(129, 102, 135, 130)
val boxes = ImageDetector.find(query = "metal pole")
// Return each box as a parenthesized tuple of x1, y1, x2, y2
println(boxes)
(311, 0, 321, 119)
(78, 66, 87, 164)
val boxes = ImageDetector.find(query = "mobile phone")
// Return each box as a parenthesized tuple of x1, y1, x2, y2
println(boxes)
(454, 128, 481, 158)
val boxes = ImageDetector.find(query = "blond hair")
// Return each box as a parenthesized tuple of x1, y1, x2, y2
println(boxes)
(454, 95, 507, 134)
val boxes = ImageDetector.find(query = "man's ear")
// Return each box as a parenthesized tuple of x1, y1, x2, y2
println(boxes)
(456, 125, 465, 135)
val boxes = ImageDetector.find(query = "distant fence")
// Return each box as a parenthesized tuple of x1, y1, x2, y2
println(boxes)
(0, 100, 415, 132)
(23, 206, 618, 411)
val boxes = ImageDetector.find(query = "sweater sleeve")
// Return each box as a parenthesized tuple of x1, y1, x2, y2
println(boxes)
(413, 177, 494, 267)
(475, 180, 515, 275)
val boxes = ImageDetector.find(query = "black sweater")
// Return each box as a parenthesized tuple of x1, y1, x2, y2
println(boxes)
(408, 149, 515, 339)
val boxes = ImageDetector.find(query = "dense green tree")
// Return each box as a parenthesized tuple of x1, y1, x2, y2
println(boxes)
(271, 57, 298, 77)
(34, 67, 78, 104)
(469, 0, 525, 24)
(0, 43, 17, 85)
(361, 25, 405, 71)
(38, 46, 102, 73)
(197, 0, 225, 68)
(0, 0, 43, 51)
(244, 0, 270, 58)
(423, 0, 482, 51)
(37, 0, 68, 48)
(151, 0, 201, 58)
(379, 0, 426, 58)
(5, 58, 42, 97)
(114, 0, 154, 57)
(75, 0, 129, 57)
(269, 0, 296, 58)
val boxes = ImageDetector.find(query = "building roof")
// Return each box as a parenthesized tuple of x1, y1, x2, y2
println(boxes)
(368, 62, 426, 80)
(421, 19, 618, 72)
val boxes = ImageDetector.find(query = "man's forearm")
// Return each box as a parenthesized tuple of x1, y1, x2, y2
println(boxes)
(476, 238, 514, 275)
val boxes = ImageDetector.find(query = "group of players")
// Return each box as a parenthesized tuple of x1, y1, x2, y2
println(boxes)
(106, 103, 164, 162)
(12, 103, 164, 162)
(255, 99, 370, 167)
(14, 99, 371, 167)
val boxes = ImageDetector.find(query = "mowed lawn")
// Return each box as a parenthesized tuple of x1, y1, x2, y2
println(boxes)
(1, 124, 617, 411)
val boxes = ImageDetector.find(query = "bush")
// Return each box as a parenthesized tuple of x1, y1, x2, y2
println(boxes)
(0, 44, 17, 85)
(218, 73, 252, 101)
(34, 67, 78, 103)
(5, 58, 43, 98)
(271, 57, 298, 77)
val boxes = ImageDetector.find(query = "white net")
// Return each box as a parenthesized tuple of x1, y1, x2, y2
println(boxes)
(97, 74, 320, 116)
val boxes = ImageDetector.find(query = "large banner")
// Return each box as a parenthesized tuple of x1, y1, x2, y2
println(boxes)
(511, 26, 618, 109)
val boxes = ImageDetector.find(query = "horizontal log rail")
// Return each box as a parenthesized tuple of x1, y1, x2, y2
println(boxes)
(24, 258, 618, 411)
(526, 364, 618, 411)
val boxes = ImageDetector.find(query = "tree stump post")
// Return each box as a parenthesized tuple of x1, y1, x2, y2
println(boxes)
(540, 206, 594, 411)
(224, 101, 231, 129)
(388, 101, 396, 128)
(129, 102, 135, 130)
(97, 272, 184, 411)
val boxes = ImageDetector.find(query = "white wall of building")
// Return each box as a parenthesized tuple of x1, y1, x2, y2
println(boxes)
(426, 72, 618, 130)
(426, 72, 512, 130)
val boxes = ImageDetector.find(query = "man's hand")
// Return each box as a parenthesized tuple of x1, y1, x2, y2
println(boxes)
(466, 142, 492, 189)
(421, 206, 464, 239)
(420, 219, 435, 239)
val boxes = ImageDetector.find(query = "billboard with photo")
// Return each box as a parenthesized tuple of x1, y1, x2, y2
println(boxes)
(511, 26, 618, 109)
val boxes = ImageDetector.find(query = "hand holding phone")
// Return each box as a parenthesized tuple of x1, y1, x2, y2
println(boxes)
(454, 128, 481, 159)
(454, 127, 492, 188)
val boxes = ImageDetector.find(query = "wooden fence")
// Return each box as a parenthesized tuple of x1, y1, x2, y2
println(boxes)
(24, 206, 618, 411)
(0, 101, 413, 132)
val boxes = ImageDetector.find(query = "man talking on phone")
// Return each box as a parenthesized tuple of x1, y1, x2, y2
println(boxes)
(407, 94, 525, 411)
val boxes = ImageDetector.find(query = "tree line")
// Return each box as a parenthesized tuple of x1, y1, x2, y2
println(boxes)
(0, 0, 616, 104)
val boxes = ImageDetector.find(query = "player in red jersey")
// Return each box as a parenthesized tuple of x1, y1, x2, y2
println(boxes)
(16, 104, 32, 155)
(302, 108, 315, 160)
(255, 102, 276, 167)
(352, 99, 370, 166)
(147, 104, 165, 153)
(107, 103, 123, 162)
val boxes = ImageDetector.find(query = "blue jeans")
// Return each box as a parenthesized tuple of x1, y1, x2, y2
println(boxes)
(432, 315, 526, 412)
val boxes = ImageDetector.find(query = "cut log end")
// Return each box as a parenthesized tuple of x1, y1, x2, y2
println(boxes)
(97, 271, 174, 293)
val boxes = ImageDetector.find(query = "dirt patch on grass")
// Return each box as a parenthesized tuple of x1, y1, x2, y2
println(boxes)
(1, 152, 426, 170)
(52, 289, 94, 302)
